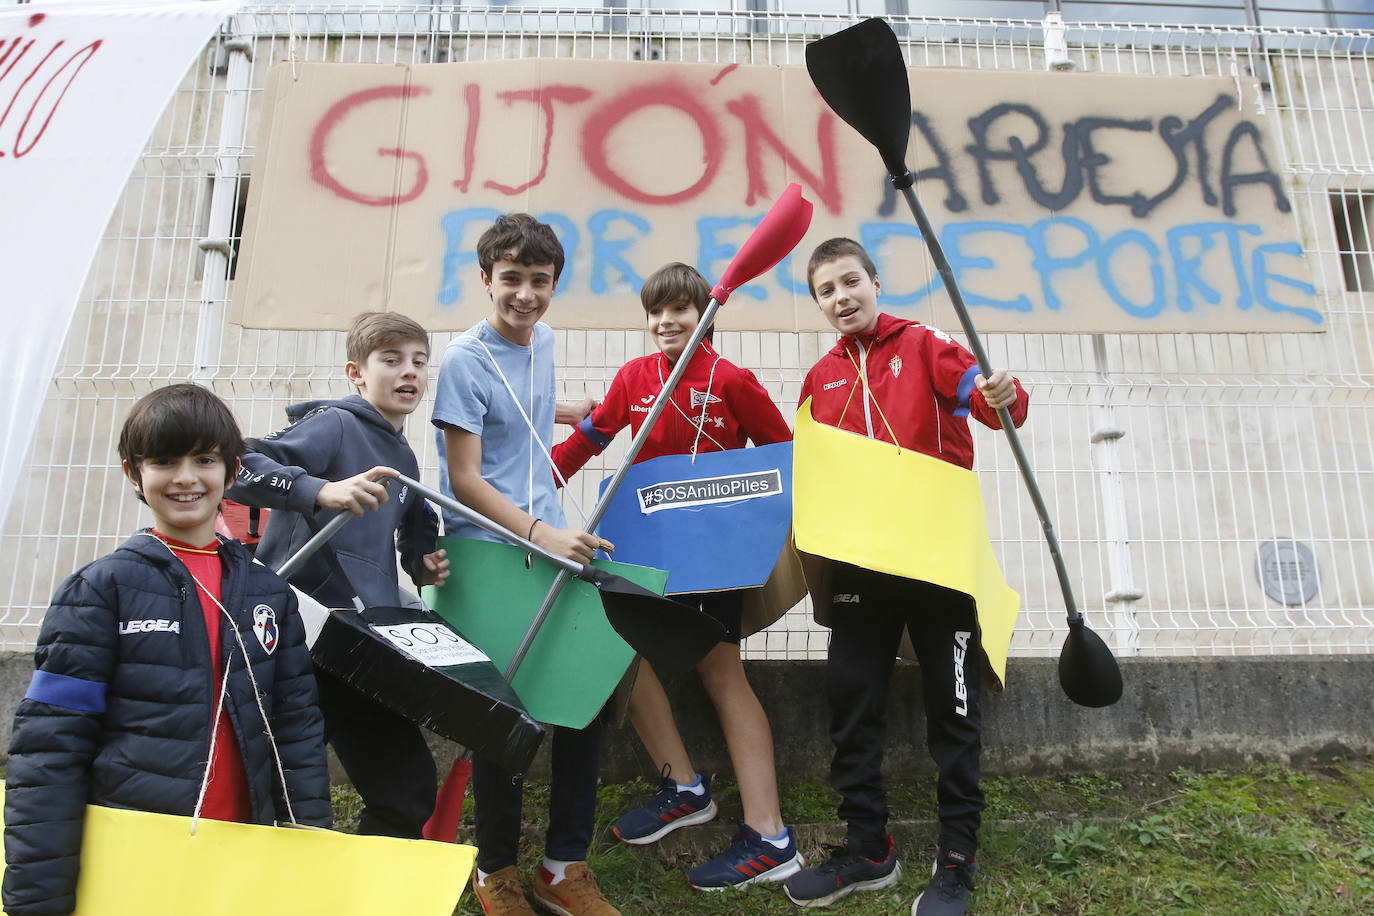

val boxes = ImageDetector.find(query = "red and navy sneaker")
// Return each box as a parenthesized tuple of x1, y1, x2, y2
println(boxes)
(783, 837, 902, 908)
(612, 770, 717, 846)
(687, 824, 803, 890)
(911, 848, 977, 915)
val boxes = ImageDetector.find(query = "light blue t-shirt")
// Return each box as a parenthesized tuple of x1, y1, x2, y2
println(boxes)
(432, 319, 567, 541)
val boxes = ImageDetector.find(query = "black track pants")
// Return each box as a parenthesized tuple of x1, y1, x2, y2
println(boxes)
(826, 563, 985, 859)
(315, 666, 438, 839)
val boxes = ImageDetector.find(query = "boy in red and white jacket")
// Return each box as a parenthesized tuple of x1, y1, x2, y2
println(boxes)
(553, 262, 800, 891)
(782, 238, 1027, 916)
(553, 275, 790, 471)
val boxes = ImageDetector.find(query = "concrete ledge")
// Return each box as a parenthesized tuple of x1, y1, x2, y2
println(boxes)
(2, 653, 1369, 780)
(521, 656, 1374, 782)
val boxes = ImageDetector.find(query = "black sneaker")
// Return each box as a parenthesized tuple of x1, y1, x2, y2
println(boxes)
(910, 848, 977, 916)
(783, 837, 901, 908)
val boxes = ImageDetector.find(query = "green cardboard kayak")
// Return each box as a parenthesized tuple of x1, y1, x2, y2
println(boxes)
(426, 536, 669, 729)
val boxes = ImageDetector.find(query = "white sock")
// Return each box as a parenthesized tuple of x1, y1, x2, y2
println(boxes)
(475, 868, 491, 885)
(676, 773, 706, 795)
(542, 858, 577, 884)
(759, 827, 791, 849)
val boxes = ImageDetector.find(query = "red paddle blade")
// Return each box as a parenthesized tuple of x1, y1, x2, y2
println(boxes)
(422, 755, 472, 843)
(710, 182, 814, 304)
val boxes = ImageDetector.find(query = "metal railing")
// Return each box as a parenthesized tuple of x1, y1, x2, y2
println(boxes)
(1, 4, 1370, 663)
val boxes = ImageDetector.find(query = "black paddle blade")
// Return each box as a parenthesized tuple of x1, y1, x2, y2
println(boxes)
(587, 569, 726, 675)
(806, 18, 913, 179)
(1058, 616, 1124, 708)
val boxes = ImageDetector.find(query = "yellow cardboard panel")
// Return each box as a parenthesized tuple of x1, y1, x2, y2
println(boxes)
(0, 785, 473, 916)
(792, 399, 1019, 686)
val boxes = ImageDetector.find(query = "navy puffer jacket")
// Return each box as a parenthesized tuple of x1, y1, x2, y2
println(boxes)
(2, 533, 331, 916)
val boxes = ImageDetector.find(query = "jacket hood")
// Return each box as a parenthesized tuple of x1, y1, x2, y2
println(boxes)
(285, 395, 402, 438)
(827, 312, 916, 358)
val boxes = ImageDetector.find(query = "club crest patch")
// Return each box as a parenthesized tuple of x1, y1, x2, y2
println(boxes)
(690, 388, 722, 409)
(889, 355, 903, 378)
(252, 604, 278, 654)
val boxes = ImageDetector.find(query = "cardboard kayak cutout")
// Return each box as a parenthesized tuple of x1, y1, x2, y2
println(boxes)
(594, 442, 806, 635)
(0, 784, 474, 916)
(270, 516, 546, 776)
(426, 536, 670, 729)
(297, 591, 545, 774)
(792, 398, 1019, 688)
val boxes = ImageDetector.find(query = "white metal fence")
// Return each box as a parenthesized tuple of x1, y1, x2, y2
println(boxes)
(1, 4, 1371, 663)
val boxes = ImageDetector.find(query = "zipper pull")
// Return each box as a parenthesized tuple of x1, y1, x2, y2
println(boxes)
(178, 581, 188, 603)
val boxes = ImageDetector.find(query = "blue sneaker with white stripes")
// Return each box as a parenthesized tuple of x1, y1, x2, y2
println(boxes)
(687, 824, 803, 890)
(612, 770, 717, 846)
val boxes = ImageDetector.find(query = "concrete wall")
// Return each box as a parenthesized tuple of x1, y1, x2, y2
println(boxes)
(2, 653, 1369, 780)
(592, 656, 1374, 782)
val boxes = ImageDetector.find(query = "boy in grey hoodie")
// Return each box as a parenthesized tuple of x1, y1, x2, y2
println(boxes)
(229, 311, 449, 838)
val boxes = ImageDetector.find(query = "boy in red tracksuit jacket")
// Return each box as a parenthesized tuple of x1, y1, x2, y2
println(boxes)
(782, 238, 1028, 916)
(553, 262, 801, 891)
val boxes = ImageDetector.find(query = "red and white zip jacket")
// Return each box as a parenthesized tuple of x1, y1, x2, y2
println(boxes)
(554, 342, 792, 483)
(799, 312, 1028, 470)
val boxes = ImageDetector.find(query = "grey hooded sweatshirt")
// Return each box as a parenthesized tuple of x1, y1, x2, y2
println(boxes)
(229, 395, 437, 610)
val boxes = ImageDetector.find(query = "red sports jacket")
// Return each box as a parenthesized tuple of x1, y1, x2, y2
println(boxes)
(553, 342, 792, 483)
(799, 312, 1028, 470)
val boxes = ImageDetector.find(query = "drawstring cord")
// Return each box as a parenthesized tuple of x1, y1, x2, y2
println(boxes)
(470, 334, 589, 528)
(843, 342, 900, 448)
(656, 350, 726, 461)
(143, 535, 297, 835)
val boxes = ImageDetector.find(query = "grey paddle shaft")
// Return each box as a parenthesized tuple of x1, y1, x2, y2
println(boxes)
(895, 179, 1080, 624)
(272, 479, 396, 613)
(274, 509, 353, 580)
(391, 473, 587, 581)
(273, 510, 366, 613)
(507, 298, 723, 677)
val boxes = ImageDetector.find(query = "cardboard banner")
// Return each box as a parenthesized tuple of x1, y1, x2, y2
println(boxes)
(0, 785, 475, 916)
(233, 59, 1317, 335)
(0, 0, 241, 533)
(594, 443, 805, 633)
(426, 537, 669, 729)
(792, 399, 1019, 686)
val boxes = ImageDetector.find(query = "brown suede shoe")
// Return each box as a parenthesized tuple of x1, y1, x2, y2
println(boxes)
(531, 862, 621, 916)
(472, 866, 536, 916)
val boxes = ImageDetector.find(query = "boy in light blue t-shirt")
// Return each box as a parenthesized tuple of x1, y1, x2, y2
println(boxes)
(432, 213, 616, 916)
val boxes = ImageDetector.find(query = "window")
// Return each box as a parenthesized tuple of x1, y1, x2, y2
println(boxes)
(1330, 190, 1374, 293)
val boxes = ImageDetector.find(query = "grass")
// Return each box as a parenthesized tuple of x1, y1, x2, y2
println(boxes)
(332, 759, 1374, 915)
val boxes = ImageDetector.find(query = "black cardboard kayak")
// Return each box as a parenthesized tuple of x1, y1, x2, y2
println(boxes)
(272, 509, 546, 776)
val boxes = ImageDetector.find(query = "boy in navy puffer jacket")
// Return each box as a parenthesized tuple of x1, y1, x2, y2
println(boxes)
(3, 383, 331, 916)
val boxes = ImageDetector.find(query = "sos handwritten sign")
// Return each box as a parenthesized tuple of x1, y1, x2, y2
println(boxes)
(233, 58, 1318, 334)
